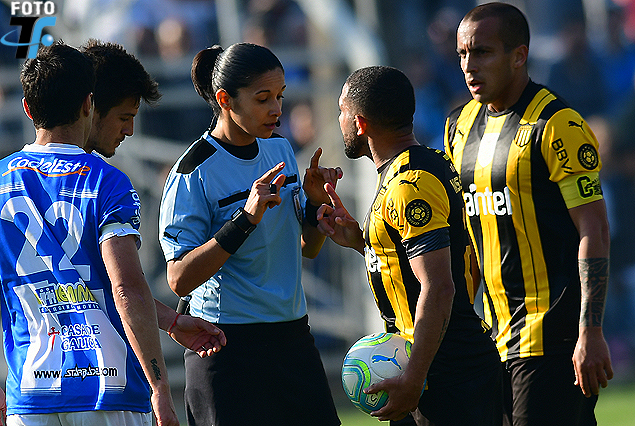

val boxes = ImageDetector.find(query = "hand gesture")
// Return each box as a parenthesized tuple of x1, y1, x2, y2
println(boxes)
(168, 314, 227, 358)
(303, 147, 343, 206)
(317, 183, 364, 252)
(243, 162, 287, 224)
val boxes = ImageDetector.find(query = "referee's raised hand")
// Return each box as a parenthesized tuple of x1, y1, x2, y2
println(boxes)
(243, 162, 286, 224)
(303, 147, 343, 206)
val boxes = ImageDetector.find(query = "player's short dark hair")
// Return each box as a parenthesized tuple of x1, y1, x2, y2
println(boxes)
(344, 66, 415, 132)
(81, 39, 161, 117)
(20, 41, 95, 129)
(191, 43, 284, 117)
(463, 2, 530, 51)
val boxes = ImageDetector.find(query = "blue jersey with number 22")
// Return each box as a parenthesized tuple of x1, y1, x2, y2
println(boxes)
(0, 143, 150, 415)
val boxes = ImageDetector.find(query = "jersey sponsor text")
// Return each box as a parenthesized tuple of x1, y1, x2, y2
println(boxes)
(464, 184, 513, 217)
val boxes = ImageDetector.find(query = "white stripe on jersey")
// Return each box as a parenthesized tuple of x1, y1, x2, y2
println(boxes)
(58, 188, 99, 198)
(0, 183, 26, 195)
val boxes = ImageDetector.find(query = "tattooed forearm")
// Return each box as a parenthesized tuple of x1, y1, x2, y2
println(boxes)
(151, 358, 162, 380)
(579, 258, 609, 327)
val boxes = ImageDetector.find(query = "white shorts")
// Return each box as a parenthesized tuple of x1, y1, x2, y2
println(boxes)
(7, 411, 152, 426)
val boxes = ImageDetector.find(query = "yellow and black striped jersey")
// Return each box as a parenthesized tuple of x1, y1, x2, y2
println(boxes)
(363, 145, 496, 378)
(444, 81, 603, 361)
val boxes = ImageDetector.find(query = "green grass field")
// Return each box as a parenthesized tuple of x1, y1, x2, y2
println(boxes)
(335, 382, 635, 425)
(595, 382, 635, 426)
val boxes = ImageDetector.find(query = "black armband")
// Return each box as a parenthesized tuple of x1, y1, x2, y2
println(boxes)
(214, 208, 256, 254)
(304, 199, 321, 227)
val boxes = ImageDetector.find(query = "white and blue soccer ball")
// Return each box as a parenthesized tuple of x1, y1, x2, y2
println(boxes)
(341, 332, 412, 415)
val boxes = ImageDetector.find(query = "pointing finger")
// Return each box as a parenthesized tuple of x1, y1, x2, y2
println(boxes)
(324, 182, 344, 209)
(258, 162, 285, 184)
(309, 147, 323, 169)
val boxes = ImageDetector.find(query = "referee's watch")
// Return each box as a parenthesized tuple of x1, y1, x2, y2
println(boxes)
(231, 207, 256, 234)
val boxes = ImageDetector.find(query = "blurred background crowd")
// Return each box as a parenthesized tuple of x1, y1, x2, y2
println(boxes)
(1, 0, 635, 411)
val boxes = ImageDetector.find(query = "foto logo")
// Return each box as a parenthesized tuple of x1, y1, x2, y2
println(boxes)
(1, 1, 56, 59)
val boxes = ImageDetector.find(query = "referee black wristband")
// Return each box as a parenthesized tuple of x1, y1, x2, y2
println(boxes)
(214, 208, 256, 254)
(304, 199, 321, 227)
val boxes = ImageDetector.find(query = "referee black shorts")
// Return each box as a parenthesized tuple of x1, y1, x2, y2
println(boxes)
(503, 353, 598, 426)
(183, 315, 340, 426)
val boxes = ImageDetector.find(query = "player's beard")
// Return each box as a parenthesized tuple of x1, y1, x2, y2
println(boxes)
(343, 129, 367, 159)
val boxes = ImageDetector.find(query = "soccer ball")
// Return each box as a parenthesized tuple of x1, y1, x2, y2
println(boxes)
(341, 332, 411, 414)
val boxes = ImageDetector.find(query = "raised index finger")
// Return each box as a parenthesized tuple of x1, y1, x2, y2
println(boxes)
(258, 162, 285, 184)
(324, 182, 344, 209)
(309, 147, 323, 169)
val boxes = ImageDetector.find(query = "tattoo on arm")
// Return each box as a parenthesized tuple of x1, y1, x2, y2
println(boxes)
(150, 358, 162, 381)
(579, 258, 609, 327)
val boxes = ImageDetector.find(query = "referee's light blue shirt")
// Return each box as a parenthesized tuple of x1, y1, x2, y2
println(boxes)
(159, 133, 307, 324)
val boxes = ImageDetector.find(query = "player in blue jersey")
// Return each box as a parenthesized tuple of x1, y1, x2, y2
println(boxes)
(158, 43, 341, 426)
(81, 37, 227, 357)
(0, 42, 225, 426)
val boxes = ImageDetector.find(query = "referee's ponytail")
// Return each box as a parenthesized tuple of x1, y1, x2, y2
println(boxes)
(191, 43, 284, 118)
(191, 45, 223, 111)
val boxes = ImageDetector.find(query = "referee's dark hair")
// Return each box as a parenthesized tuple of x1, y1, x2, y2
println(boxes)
(20, 41, 95, 130)
(191, 43, 284, 118)
(344, 65, 415, 133)
(462, 2, 530, 52)
(81, 39, 161, 117)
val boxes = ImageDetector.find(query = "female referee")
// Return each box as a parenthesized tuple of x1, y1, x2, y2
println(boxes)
(158, 42, 341, 426)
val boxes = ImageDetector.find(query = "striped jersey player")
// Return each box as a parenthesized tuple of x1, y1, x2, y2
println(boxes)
(362, 144, 497, 380)
(445, 80, 604, 361)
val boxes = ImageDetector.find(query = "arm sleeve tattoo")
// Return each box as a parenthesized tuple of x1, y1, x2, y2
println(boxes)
(579, 258, 609, 327)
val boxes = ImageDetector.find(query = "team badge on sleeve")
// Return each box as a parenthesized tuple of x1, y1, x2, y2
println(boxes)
(293, 186, 303, 224)
(405, 199, 432, 227)
(577, 144, 599, 170)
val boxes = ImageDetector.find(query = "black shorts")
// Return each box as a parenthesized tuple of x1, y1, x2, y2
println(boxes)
(183, 315, 340, 426)
(503, 354, 598, 426)
(391, 353, 504, 426)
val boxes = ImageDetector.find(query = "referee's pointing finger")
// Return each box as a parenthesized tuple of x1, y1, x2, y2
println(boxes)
(259, 162, 285, 183)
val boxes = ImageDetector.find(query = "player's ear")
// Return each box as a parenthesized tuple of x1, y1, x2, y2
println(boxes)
(355, 115, 368, 136)
(216, 89, 231, 111)
(22, 98, 33, 120)
(81, 92, 93, 118)
(512, 44, 528, 69)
